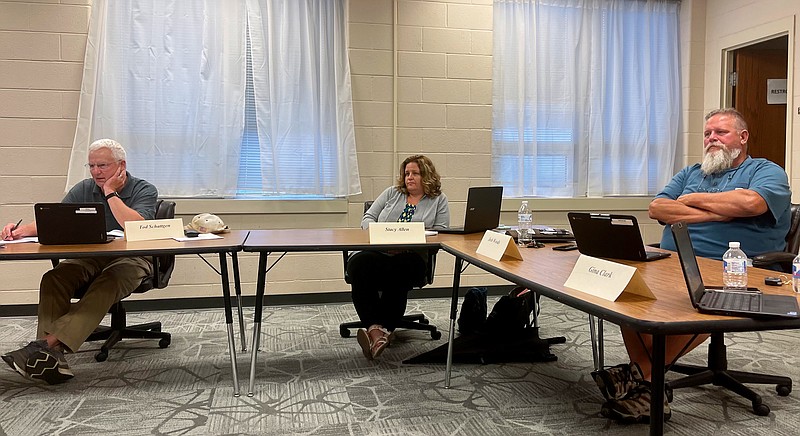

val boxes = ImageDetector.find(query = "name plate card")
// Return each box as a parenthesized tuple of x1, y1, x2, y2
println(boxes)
(125, 218, 185, 242)
(476, 230, 523, 261)
(368, 222, 426, 244)
(563, 254, 655, 302)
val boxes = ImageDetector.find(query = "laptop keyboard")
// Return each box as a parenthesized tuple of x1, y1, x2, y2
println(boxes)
(704, 291, 761, 311)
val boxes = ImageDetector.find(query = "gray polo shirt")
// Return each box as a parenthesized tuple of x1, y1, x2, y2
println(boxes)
(62, 172, 158, 231)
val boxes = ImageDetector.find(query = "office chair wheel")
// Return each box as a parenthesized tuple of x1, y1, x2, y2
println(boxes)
(753, 402, 770, 416)
(339, 326, 351, 338)
(159, 337, 171, 348)
(430, 330, 441, 340)
(95, 350, 108, 362)
(777, 384, 792, 396)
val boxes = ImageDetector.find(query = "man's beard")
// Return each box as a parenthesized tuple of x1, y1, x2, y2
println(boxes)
(701, 143, 740, 175)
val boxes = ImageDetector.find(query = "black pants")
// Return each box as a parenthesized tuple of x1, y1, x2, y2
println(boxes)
(346, 250, 426, 331)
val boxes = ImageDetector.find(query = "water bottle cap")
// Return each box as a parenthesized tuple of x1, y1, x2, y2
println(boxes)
(729, 241, 740, 248)
(521, 200, 528, 204)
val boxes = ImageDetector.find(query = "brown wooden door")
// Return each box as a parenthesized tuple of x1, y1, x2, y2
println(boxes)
(732, 37, 788, 168)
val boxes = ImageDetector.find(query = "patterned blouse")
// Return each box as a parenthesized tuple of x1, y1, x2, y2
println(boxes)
(398, 203, 416, 222)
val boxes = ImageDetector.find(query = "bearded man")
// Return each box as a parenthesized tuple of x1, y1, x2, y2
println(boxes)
(650, 107, 790, 259)
(589, 108, 791, 424)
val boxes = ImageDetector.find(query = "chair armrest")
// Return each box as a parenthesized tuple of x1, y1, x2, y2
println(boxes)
(751, 251, 796, 270)
(150, 255, 175, 289)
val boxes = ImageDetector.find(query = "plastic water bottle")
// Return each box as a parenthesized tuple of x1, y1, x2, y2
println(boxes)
(517, 201, 532, 246)
(792, 254, 800, 293)
(722, 242, 748, 290)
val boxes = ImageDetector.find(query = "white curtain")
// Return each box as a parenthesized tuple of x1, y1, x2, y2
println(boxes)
(69, 0, 247, 197)
(492, 0, 681, 198)
(69, 0, 360, 198)
(246, 0, 360, 196)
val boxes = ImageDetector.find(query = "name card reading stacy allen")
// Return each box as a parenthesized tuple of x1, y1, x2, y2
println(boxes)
(368, 222, 426, 244)
(125, 218, 184, 242)
(563, 254, 655, 302)
(476, 230, 522, 261)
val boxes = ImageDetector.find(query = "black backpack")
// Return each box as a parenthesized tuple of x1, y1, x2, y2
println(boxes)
(457, 287, 488, 335)
(484, 286, 535, 333)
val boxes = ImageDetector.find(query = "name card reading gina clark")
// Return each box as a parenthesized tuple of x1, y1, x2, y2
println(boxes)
(125, 218, 184, 242)
(368, 222, 426, 244)
(563, 254, 656, 302)
(476, 230, 523, 261)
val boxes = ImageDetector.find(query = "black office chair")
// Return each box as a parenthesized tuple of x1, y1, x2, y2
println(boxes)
(751, 203, 800, 272)
(338, 201, 442, 340)
(665, 204, 800, 416)
(51, 199, 176, 362)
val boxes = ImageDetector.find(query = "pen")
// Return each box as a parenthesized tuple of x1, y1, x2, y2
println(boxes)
(10, 219, 22, 237)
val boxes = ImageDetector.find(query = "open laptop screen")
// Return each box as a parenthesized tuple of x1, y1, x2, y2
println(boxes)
(438, 186, 503, 234)
(34, 202, 111, 245)
(567, 212, 669, 261)
(670, 221, 707, 307)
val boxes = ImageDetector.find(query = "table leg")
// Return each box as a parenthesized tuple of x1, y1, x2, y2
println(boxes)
(650, 333, 666, 436)
(445, 257, 463, 388)
(218, 252, 240, 397)
(598, 319, 604, 369)
(231, 252, 247, 352)
(248, 252, 269, 397)
(589, 315, 599, 370)
(589, 316, 605, 371)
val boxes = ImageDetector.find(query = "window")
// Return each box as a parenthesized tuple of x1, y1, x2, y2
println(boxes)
(68, 0, 361, 199)
(492, 0, 681, 198)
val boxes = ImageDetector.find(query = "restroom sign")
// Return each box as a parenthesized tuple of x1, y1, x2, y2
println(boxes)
(767, 79, 787, 104)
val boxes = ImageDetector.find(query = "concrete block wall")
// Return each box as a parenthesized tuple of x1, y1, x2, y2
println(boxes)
(350, 0, 494, 225)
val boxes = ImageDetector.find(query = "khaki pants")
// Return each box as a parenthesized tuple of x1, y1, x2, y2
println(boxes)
(36, 256, 153, 353)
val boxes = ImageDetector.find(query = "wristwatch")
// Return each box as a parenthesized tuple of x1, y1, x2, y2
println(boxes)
(105, 191, 120, 200)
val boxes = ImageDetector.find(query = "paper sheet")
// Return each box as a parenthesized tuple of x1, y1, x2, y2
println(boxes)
(0, 237, 39, 245)
(172, 233, 223, 242)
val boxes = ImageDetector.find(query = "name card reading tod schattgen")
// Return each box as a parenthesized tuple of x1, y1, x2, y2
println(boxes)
(476, 230, 522, 261)
(368, 222, 426, 244)
(563, 254, 655, 301)
(125, 218, 184, 242)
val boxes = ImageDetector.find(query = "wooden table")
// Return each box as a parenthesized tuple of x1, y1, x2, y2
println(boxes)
(0, 230, 250, 396)
(440, 234, 800, 435)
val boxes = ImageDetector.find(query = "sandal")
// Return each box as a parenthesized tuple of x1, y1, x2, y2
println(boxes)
(368, 325, 391, 359)
(356, 328, 373, 360)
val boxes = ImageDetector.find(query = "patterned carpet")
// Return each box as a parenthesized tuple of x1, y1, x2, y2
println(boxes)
(1, 297, 800, 435)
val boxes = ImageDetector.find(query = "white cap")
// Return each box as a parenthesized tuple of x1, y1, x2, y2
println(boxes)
(729, 241, 740, 248)
(185, 213, 229, 234)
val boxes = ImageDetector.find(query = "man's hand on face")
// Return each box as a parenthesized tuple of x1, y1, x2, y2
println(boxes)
(105, 163, 127, 194)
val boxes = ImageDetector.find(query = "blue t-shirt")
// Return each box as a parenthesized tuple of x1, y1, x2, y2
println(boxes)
(657, 156, 791, 260)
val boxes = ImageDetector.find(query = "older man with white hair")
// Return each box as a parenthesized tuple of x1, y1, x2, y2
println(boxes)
(592, 108, 791, 424)
(1, 138, 157, 385)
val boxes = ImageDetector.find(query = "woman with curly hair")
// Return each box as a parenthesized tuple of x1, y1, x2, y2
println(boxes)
(348, 155, 450, 360)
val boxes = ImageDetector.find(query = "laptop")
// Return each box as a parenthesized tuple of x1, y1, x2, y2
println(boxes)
(438, 186, 503, 234)
(34, 203, 114, 245)
(671, 221, 799, 319)
(567, 212, 670, 261)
